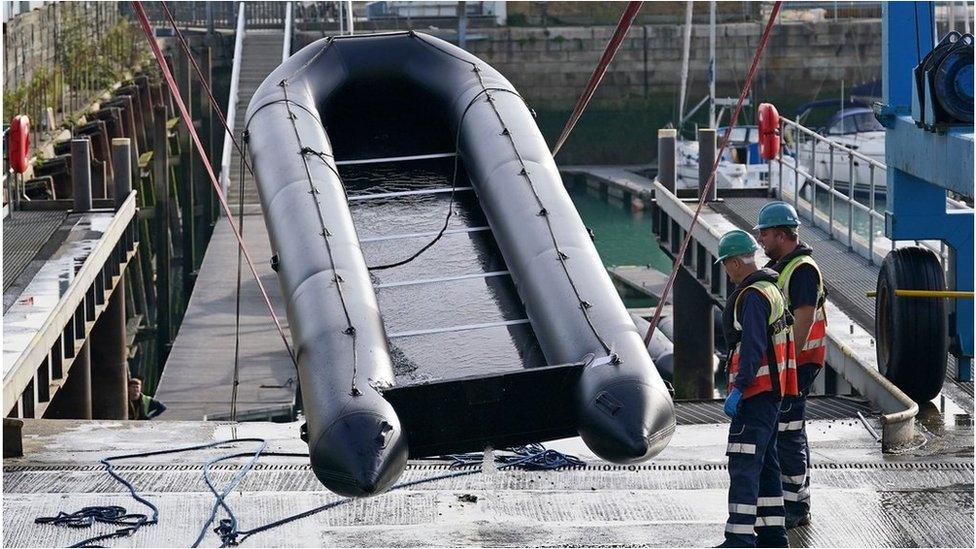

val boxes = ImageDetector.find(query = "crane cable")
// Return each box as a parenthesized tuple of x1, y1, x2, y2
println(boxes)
(643, 1, 784, 346)
(132, 1, 298, 367)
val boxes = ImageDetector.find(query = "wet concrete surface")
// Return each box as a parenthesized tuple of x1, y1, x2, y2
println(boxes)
(4, 407, 972, 548)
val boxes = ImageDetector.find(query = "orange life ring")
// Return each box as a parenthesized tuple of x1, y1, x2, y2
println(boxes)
(8, 115, 30, 174)
(757, 103, 780, 161)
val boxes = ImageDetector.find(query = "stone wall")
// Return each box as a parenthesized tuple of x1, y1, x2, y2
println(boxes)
(464, 19, 882, 111)
(292, 19, 884, 163)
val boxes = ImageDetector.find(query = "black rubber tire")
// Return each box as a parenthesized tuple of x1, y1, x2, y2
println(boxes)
(875, 247, 948, 403)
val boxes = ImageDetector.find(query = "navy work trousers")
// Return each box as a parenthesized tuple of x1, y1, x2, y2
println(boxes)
(724, 391, 788, 548)
(777, 364, 821, 520)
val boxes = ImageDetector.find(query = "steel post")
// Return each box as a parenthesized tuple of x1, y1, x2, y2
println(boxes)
(176, 49, 197, 280)
(657, 129, 676, 194)
(458, 1, 468, 49)
(153, 105, 172, 360)
(90, 277, 128, 420)
(71, 139, 93, 213)
(45, 340, 92, 420)
(698, 128, 717, 201)
(672, 266, 715, 399)
(113, 138, 133, 208)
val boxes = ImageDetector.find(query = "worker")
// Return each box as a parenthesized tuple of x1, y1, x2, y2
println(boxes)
(128, 377, 167, 420)
(715, 229, 798, 548)
(755, 201, 827, 528)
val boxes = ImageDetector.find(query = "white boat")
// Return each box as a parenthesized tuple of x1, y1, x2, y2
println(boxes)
(675, 127, 765, 190)
(676, 125, 808, 192)
(668, 1, 803, 194)
(795, 106, 887, 196)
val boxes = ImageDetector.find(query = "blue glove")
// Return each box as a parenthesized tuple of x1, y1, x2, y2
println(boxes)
(724, 388, 743, 419)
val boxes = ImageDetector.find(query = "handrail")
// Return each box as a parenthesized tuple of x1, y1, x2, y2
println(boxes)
(219, 2, 246, 203)
(782, 116, 886, 171)
(283, 1, 293, 63)
(771, 114, 971, 266)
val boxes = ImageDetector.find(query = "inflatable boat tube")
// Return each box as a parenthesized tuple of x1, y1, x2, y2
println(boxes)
(246, 32, 675, 496)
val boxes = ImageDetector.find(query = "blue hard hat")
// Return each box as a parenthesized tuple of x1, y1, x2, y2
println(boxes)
(754, 201, 801, 230)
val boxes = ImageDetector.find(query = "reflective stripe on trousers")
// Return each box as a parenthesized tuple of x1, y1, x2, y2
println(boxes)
(778, 420, 804, 432)
(777, 363, 821, 518)
(724, 392, 788, 548)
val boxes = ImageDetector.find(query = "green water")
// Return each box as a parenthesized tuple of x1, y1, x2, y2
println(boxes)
(566, 180, 672, 309)
(566, 181, 671, 270)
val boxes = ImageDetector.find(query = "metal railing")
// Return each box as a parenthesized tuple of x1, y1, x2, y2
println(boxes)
(283, 2, 294, 62)
(131, 1, 286, 30)
(770, 115, 969, 266)
(219, 2, 246, 201)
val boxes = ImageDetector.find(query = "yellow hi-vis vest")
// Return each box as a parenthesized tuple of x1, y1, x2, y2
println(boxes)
(729, 280, 799, 399)
(778, 255, 827, 367)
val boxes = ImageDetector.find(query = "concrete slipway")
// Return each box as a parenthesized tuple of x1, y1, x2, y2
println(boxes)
(3, 403, 972, 547)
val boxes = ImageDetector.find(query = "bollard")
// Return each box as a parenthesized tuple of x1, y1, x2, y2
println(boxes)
(112, 138, 133, 209)
(698, 128, 718, 201)
(657, 128, 676, 193)
(71, 138, 93, 213)
(3, 418, 23, 458)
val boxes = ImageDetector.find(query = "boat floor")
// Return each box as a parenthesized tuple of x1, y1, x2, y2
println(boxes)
(342, 158, 547, 380)
(157, 157, 583, 453)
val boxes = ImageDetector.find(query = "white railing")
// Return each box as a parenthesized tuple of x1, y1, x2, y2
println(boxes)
(283, 1, 293, 63)
(219, 2, 246, 203)
(770, 115, 969, 266)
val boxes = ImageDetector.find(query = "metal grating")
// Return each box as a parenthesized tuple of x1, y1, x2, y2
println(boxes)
(713, 197, 880, 333)
(4, 463, 972, 548)
(5, 460, 971, 475)
(2, 211, 67, 292)
(675, 395, 876, 425)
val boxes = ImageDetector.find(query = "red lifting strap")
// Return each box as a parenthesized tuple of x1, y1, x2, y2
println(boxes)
(551, 1, 643, 158)
(132, 1, 297, 364)
(644, 1, 784, 347)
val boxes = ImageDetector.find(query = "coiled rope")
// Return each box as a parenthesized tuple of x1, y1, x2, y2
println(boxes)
(35, 440, 583, 547)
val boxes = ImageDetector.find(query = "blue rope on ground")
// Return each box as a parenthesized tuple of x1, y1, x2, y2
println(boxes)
(440, 443, 586, 470)
(33, 440, 582, 547)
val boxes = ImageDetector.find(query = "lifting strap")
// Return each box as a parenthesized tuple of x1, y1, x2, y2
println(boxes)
(551, 1, 643, 157)
(644, 1, 785, 346)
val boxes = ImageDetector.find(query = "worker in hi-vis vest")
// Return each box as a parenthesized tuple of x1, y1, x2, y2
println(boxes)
(755, 201, 828, 529)
(715, 230, 799, 548)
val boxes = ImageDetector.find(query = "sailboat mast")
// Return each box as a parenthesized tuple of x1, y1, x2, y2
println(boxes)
(677, 0, 694, 130)
(709, 0, 716, 128)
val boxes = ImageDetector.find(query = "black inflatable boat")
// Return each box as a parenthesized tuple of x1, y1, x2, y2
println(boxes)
(245, 32, 675, 497)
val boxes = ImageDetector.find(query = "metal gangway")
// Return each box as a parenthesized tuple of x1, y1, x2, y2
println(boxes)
(649, 107, 974, 450)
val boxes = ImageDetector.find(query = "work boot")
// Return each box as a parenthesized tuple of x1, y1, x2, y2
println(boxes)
(785, 512, 811, 529)
(713, 541, 752, 548)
